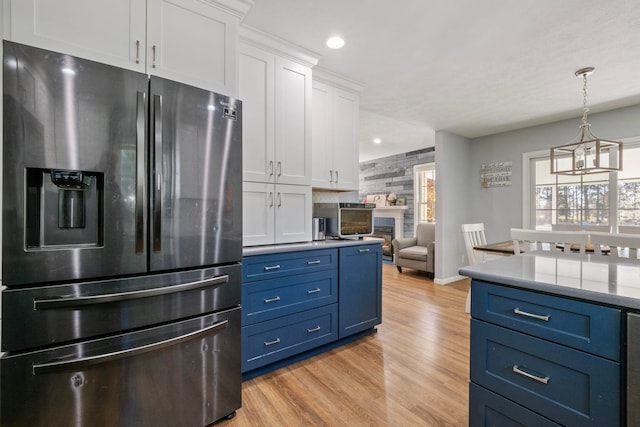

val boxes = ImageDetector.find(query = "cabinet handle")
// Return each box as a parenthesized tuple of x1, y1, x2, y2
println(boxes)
(335, 170, 339, 182)
(513, 308, 550, 322)
(152, 45, 157, 68)
(263, 264, 281, 271)
(277, 192, 282, 207)
(135, 40, 140, 64)
(264, 296, 281, 303)
(268, 192, 274, 207)
(277, 161, 282, 177)
(268, 160, 274, 176)
(307, 326, 321, 333)
(264, 338, 281, 346)
(512, 365, 550, 384)
(329, 170, 334, 182)
(307, 260, 321, 265)
(306, 288, 321, 294)
(358, 248, 370, 253)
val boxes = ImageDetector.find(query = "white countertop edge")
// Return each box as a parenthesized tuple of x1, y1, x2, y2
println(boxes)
(243, 238, 383, 257)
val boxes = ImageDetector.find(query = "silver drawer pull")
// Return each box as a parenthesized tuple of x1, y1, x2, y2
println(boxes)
(263, 264, 281, 271)
(264, 296, 281, 303)
(307, 288, 321, 294)
(358, 248, 370, 253)
(307, 260, 321, 265)
(264, 338, 281, 346)
(514, 308, 550, 322)
(512, 365, 550, 384)
(307, 326, 321, 333)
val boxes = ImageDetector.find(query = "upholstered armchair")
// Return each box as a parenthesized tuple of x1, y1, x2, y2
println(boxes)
(392, 223, 435, 278)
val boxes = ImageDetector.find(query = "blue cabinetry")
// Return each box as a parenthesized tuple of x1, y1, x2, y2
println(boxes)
(470, 280, 621, 427)
(338, 244, 382, 338)
(242, 243, 382, 375)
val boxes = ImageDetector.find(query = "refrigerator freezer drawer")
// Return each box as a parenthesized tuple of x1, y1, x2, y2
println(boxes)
(1, 264, 241, 353)
(0, 307, 241, 427)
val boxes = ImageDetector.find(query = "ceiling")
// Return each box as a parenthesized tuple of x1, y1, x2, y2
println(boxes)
(242, 0, 640, 161)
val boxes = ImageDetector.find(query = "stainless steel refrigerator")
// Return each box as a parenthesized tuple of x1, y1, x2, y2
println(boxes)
(1, 41, 243, 426)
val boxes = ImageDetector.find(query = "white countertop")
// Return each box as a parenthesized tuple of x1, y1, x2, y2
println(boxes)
(459, 252, 640, 310)
(243, 238, 383, 257)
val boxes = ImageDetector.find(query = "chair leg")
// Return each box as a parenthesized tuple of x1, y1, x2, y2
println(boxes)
(396, 266, 402, 273)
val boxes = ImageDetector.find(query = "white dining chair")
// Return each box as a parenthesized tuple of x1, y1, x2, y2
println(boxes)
(590, 232, 640, 259)
(461, 223, 488, 314)
(510, 228, 589, 254)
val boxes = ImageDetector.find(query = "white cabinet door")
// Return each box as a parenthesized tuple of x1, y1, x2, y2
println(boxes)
(8, 0, 237, 95)
(310, 81, 360, 191)
(239, 44, 275, 183)
(275, 57, 311, 186)
(8, 0, 146, 72)
(147, 0, 237, 95)
(332, 88, 359, 190)
(275, 185, 312, 244)
(242, 182, 275, 247)
(311, 81, 334, 188)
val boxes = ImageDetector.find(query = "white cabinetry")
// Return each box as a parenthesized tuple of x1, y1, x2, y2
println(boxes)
(5, 0, 242, 95)
(311, 80, 360, 191)
(239, 32, 316, 246)
(242, 182, 312, 246)
(239, 43, 312, 185)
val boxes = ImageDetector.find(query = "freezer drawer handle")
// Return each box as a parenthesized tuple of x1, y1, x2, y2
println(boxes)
(33, 275, 230, 310)
(512, 365, 550, 384)
(513, 308, 550, 322)
(32, 319, 229, 375)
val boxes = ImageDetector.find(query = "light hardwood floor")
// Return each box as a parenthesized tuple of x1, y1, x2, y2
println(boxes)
(220, 264, 471, 427)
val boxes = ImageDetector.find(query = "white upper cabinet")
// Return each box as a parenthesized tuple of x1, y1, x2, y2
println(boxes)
(239, 41, 312, 185)
(6, 0, 241, 95)
(311, 80, 360, 191)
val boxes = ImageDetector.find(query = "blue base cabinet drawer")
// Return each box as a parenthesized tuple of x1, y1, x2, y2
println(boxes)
(242, 304, 338, 372)
(242, 269, 338, 326)
(471, 280, 621, 361)
(243, 249, 337, 282)
(470, 383, 561, 427)
(471, 319, 620, 427)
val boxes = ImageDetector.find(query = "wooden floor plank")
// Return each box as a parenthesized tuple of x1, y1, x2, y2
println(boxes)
(221, 264, 471, 426)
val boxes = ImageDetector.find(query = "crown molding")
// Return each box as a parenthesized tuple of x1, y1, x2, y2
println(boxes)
(313, 66, 365, 93)
(200, 0, 255, 18)
(239, 25, 319, 68)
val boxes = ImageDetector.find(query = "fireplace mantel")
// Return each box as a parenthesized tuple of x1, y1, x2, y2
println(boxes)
(373, 206, 407, 239)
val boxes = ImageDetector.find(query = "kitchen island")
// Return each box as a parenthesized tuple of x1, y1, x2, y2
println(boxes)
(242, 239, 383, 378)
(460, 252, 640, 427)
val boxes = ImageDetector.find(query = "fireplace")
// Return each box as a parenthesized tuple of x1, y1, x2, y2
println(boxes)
(373, 217, 395, 261)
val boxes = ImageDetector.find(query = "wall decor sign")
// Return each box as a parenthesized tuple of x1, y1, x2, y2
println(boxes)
(481, 161, 512, 188)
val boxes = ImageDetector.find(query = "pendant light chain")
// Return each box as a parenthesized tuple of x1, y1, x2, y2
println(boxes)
(581, 72, 590, 128)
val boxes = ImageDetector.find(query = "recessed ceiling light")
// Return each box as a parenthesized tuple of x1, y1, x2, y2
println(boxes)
(326, 36, 345, 49)
(373, 138, 382, 144)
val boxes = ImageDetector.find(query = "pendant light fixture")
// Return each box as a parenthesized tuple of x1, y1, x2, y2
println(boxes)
(550, 67, 622, 175)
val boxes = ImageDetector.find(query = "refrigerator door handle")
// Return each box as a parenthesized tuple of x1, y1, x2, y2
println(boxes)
(135, 91, 146, 253)
(33, 274, 230, 309)
(153, 94, 163, 252)
(32, 319, 229, 375)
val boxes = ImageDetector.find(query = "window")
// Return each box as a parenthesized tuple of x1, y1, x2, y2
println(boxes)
(414, 163, 435, 224)
(526, 141, 640, 230)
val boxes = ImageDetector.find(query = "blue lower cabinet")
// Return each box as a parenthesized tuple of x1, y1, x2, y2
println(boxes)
(471, 319, 620, 426)
(241, 304, 338, 372)
(338, 244, 382, 339)
(470, 383, 561, 427)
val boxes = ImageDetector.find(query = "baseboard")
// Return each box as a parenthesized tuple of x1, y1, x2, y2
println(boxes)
(434, 274, 467, 285)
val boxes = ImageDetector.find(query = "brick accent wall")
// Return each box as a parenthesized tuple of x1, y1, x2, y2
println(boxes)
(359, 147, 435, 238)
